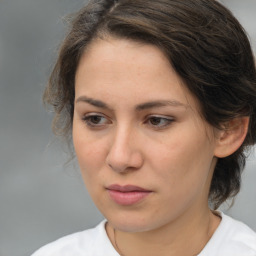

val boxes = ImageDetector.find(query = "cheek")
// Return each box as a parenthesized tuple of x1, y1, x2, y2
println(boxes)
(74, 138, 108, 201)
(73, 127, 107, 179)
(147, 125, 215, 191)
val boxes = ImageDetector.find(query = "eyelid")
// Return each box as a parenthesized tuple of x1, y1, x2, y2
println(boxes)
(82, 112, 111, 128)
(146, 114, 175, 120)
(145, 115, 175, 128)
(82, 112, 105, 117)
(82, 112, 105, 119)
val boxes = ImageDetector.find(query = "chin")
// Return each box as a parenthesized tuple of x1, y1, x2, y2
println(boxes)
(104, 212, 159, 233)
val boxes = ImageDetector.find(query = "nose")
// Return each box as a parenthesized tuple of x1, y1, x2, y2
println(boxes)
(106, 126, 143, 173)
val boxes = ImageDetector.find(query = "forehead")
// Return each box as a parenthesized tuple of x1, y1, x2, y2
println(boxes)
(77, 37, 172, 77)
(75, 38, 200, 111)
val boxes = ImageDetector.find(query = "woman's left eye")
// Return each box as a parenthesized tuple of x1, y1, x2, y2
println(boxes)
(146, 116, 174, 128)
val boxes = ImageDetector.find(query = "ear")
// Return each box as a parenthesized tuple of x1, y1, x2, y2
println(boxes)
(214, 116, 249, 158)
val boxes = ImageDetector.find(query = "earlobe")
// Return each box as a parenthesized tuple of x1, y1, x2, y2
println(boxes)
(214, 117, 249, 158)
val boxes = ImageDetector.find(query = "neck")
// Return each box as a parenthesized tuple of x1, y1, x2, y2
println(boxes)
(107, 207, 221, 256)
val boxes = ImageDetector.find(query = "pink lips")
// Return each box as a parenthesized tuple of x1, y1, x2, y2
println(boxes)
(107, 184, 152, 206)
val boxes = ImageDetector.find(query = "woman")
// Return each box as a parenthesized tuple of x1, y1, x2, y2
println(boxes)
(32, 0, 256, 255)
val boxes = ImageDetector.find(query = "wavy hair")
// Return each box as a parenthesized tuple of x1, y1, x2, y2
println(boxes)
(44, 0, 256, 209)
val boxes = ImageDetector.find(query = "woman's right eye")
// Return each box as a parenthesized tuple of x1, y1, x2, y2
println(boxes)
(82, 114, 110, 128)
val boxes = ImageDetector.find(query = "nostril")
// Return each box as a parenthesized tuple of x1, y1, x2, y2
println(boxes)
(106, 158, 130, 173)
(106, 150, 143, 173)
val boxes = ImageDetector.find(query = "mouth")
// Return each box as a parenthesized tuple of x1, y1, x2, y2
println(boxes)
(106, 184, 152, 206)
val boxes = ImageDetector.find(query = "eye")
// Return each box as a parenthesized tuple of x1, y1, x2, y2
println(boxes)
(146, 116, 174, 129)
(82, 114, 110, 128)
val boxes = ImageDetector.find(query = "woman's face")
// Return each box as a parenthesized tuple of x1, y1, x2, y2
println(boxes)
(73, 38, 218, 232)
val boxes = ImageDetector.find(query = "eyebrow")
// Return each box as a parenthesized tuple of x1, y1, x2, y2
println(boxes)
(135, 100, 188, 111)
(75, 96, 112, 110)
(75, 96, 188, 111)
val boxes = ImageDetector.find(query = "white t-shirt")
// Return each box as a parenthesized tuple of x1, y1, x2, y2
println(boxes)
(32, 213, 256, 256)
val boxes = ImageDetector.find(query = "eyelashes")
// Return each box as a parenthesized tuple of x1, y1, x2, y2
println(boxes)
(147, 116, 174, 129)
(81, 113, 174, 129)
(82, 114, 110, 128)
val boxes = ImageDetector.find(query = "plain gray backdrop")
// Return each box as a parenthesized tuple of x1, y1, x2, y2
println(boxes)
(0, 1, 255, 256)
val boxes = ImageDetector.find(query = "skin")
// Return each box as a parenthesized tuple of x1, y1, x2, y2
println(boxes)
(73, 38, 224, 256)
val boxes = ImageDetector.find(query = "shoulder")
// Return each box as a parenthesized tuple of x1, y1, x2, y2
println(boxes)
(31, 220, 119, 256)
(200, 212, 256, 256)
(221, 213, 256, 246)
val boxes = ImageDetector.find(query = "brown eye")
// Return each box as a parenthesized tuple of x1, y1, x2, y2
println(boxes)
(90, 116, 103, 124)
(82, 114, 110, 128)
(147, 116, 174, 128)
(149, 117, 162, 126)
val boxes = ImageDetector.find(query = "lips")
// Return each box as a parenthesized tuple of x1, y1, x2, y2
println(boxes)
(106, 184, 152, 206)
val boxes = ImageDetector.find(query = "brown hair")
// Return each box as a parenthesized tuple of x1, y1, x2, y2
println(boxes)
(44, 0, 256, 209)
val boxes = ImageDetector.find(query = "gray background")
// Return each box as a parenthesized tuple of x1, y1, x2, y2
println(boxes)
(0, 1, 255, 256)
